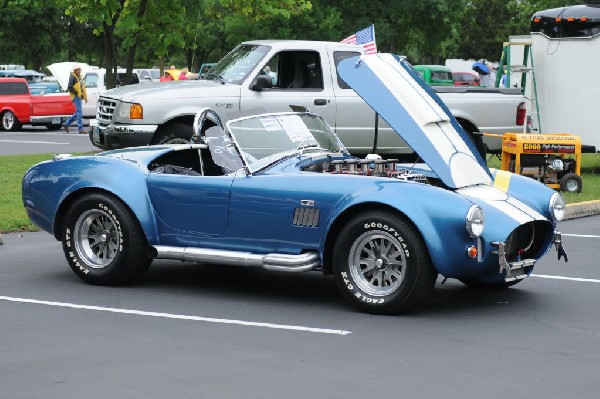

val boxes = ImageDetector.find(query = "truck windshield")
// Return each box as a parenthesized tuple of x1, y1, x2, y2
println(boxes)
(205, 44, 270, 85)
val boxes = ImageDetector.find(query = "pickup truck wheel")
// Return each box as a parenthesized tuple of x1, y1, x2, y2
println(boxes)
(333, 211, 437, 314)
(1, 111, 22, 131)
(153, 122, 193, 145)
(457, 121, 487, 159)
(62, 193, 151, 286)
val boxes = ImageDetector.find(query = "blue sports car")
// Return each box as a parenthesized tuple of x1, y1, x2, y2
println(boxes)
(22, 54, 568, 314)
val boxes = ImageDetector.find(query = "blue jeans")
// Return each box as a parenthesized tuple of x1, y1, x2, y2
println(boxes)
(65, 96, 83, 130)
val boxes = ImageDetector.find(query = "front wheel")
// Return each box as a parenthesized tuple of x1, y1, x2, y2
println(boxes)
(1, 111, 22, 131)
(152, 122, 193, 145)
(62, 193, 151, 285)
(333, 211, 437, 314)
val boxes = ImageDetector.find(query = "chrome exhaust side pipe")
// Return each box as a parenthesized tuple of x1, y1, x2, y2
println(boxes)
(148, 245, 320, 273)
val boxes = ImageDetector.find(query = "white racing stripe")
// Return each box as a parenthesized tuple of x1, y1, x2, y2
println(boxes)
(0, 295, 351, 336)
(532, 275, 600, 283)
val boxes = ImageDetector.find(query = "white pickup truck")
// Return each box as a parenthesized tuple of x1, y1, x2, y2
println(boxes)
(90, 40, 526, 156)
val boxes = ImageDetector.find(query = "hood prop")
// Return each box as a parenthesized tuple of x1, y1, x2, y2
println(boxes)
(372, 112, 380, 154)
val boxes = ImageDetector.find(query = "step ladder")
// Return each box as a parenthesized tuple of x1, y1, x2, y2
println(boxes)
(496, 39, 542, 133)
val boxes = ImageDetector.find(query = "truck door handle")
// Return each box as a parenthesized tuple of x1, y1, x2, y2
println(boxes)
(314, 99, 327, 106)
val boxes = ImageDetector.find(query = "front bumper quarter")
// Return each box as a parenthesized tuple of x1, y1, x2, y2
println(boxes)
(492, 230, 568, 282)
(89, 119, 158, 150)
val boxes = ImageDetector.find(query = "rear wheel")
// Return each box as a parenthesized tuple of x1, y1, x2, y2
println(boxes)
(152, 122, 193, 145)
(333, 211, 437, 314)
(1, 111, 22, 131)
(458, 121, 487, 159)
(62, 193, 151, 285)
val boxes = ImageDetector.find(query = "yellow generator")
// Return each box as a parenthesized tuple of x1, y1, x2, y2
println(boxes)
(500, 133, 582, 193)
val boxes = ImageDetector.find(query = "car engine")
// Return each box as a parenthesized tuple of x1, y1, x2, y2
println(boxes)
(303, 157, 429, 183)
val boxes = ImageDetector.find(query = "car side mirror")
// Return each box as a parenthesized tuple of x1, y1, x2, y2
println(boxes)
(250, 75, 273, 92)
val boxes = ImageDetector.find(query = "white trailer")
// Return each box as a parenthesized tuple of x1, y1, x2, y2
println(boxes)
(528, 1, 600, 152)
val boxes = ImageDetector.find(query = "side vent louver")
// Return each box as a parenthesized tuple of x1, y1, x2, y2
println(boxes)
(293, 208, 320, 227)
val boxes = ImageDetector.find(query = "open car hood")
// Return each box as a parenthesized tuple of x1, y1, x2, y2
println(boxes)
(337, 53, 491, 189)
(47, 62, 93, 91)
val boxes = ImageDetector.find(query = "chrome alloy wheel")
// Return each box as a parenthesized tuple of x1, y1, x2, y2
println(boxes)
(2, 112, 15, 130)
(348, 230, 406, 296)
(73, 209, 121, 269)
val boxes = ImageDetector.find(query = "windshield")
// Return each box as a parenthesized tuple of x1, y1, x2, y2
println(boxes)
(206, 44, 270, 85)
(226, 113, 346, 172)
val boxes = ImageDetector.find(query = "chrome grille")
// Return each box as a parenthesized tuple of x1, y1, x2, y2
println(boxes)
(293, 208, 320, 227)
(96, 98, 118, 124)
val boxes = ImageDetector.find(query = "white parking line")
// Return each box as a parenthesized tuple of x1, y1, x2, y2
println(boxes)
(0, 296, 352, 336)
(0, 139, 69, 145)
(562, 233, 600, 238)
(532, 274, 600, 283)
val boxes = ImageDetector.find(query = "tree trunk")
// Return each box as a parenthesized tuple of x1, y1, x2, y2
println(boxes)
(104, 22, 115, 89)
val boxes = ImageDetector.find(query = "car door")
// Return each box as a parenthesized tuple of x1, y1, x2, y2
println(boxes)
(147, 173, 234, 238)
(240, 49, 336, 125)
(226, 173, 342, 253)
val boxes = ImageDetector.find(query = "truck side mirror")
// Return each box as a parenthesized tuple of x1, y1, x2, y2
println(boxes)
(250, 75, 273, 91)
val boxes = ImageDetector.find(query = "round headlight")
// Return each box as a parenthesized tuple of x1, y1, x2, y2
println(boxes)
(549, 192, 566, 222)
(466, 205, 485, 237)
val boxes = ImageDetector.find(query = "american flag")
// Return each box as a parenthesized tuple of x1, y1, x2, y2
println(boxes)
(341, 25, 377, 54)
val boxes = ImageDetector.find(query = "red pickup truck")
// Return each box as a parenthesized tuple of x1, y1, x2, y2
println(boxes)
(0, 78, 75, 131)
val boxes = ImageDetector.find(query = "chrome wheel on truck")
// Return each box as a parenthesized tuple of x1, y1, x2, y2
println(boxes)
(1, 111, 21, 131)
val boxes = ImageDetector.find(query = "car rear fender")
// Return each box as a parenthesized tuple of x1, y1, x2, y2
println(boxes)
(39, 158, 160, 243)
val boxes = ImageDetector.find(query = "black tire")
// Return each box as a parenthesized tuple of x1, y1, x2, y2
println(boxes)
(459, 278, 522, 290)
(458, 121, 487, 159)
(152, 122, 193, 145)
(468, 132, 487, 159)
(62, 193, 151, 285)
(333, 211, 437, 314)
(1, 111, 22, 131)
(559, 172, 582, 193)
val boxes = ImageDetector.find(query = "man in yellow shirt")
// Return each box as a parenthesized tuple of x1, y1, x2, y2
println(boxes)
(63, 64, 88, 134)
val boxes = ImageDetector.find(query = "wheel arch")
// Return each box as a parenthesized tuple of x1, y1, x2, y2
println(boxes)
(152, 114, 195, 142)
(52, 187, 157, 244)
(321, 202, 426, 276)
(455, 116, 488, 157)
(455, 116, 478, 135)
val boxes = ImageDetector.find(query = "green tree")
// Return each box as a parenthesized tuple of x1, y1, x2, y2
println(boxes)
(0, 0, 100, 71)
(455, 0, 583, 61)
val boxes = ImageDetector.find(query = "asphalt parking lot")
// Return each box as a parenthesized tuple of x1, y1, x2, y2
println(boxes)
(1, 215, 599, 398)
(0, 123, 96, 156)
